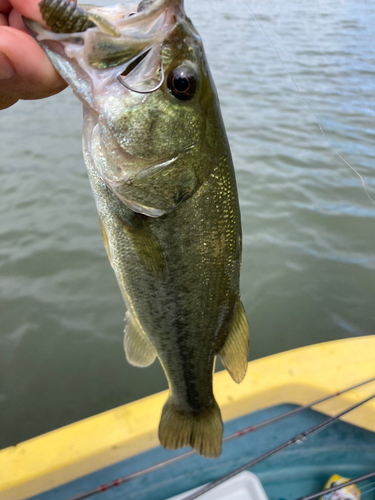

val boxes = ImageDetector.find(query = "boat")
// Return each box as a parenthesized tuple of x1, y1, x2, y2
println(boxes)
(1, 336, 375, 500)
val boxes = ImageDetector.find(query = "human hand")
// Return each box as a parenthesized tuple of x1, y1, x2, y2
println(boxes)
(0, 0, 72, 109)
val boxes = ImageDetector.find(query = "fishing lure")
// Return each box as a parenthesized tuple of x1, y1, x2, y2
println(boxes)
(39, 0, 95, 33)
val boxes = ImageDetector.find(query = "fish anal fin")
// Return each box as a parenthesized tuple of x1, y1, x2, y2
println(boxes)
(124, 313, 157, 367)
(159, 397, 223, 458)
(219, 301, 249, 384)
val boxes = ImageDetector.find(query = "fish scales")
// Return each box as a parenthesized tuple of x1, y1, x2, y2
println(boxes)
(30, 0, 250, 458)
(88, 129, 240, 413)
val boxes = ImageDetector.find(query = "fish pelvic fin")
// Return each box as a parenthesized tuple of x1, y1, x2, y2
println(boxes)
(219, 300, 249, 384)
(124, 313, 157, 367)
(158, 397, 223, 458)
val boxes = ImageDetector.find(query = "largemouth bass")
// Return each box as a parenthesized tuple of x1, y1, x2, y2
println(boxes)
(27, 0, 249, 458)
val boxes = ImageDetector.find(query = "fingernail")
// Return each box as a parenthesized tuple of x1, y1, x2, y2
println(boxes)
(0, 51, 15, 80)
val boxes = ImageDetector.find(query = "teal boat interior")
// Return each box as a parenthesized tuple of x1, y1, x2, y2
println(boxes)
(29, 404, 375, 500)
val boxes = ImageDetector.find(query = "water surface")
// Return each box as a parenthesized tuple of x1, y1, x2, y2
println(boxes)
(0, 0, 374, 449)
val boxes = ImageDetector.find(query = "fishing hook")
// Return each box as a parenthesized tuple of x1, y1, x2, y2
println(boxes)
(116, 62, 164, 94)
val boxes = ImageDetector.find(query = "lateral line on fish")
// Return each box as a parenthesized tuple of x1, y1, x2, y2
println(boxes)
(239, 0, 375, 206)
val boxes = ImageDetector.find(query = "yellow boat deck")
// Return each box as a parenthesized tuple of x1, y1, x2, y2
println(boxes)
(1, 336, 374, 500)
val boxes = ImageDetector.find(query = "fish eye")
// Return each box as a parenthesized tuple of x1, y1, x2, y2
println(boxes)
(167, 66, 198, 101)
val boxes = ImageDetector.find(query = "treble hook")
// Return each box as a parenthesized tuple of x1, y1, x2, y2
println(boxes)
(116, 62, 165, 94)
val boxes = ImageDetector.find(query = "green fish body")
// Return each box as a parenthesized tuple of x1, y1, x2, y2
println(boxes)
(31, 0, 249, 458)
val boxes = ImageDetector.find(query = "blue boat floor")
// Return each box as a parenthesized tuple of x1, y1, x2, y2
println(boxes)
(29, 405, 375, 500)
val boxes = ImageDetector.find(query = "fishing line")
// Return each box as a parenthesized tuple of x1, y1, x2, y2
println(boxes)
(359, 481, 375, 497)
(294, 471, 375, 500)
(182, 391, 375, 500)
(238, 0, 375, 206)
(61, 376, 375, 500)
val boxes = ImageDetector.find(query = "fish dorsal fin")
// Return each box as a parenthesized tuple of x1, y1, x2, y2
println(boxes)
(219, 301, 249, 383)
(124, 312, 157, 367)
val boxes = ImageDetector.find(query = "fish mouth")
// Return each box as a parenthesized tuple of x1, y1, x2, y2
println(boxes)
(24, 0, 182, 100)
(27, 0, 199, 217)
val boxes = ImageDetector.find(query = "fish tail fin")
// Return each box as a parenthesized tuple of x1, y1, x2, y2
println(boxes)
(158, 397, 223, 458)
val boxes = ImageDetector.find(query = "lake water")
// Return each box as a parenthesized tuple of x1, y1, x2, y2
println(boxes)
(0, 0, 374, 449)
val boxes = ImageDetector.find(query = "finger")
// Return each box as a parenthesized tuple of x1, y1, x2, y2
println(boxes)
(0, 49, 18, 109)
(9, 0, 46, 23)
(0, 26, 66, 100)
(0, 0, 12, 14)
(0, 13, 8, 25)
(8, 8, 27, 31)
(0, 91, 18, 109)
(9, 0, 76, 24)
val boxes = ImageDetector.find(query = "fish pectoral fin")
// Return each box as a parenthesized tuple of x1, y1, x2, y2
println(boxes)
(123, 215, 167, 282)
(218, 301, 249, 384)
(99, 217, 113, 268)
(159, 397, 223, 458)
(124, 313, 157, 367)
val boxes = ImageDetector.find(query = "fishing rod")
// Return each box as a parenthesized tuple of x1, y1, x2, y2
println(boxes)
(183, 391, 375, 500)
(64, 376, 375, 500)
(294, 470, 375, 500)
